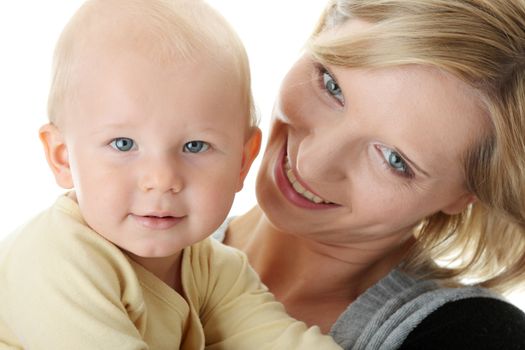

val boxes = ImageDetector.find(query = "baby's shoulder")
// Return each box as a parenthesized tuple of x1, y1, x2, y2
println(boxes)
(0, 196, 133, 289)
(188, 237, 248, 274)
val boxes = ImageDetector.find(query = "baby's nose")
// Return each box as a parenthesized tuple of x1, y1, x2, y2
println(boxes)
(139, 157, 184, 194)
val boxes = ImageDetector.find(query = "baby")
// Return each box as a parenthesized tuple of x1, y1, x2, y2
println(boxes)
(0, 0, 341, 349)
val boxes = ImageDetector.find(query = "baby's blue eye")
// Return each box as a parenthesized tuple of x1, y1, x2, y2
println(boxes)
(322, 70, 345, 104)
(183, 141, 210, 153)
(110, 138, 135, 152)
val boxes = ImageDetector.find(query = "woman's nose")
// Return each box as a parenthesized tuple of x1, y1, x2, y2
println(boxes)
(295, 128, 352, 183)
(138, 156, 184, 194)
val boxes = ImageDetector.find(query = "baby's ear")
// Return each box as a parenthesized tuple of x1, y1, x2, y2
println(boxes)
(236, 127, 262, 192)
(39, 123, 73, 189)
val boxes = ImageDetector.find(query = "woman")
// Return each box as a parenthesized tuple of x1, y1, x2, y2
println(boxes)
(215, 0, 525, 348)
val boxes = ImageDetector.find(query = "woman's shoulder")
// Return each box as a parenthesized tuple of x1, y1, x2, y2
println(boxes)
(331, 268, 525, 349)
(401, 296, 525, 349)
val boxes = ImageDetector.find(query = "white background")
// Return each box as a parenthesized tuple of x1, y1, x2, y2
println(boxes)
(0, 1, 523, 309)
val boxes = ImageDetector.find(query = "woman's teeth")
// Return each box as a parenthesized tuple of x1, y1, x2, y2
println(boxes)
(284, 157, 332, 204)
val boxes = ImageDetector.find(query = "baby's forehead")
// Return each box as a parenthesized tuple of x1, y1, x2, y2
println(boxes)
(50, 0, 254, 128)
(63, 49, 250, 126)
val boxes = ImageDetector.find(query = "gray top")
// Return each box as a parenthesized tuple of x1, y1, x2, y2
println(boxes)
(329, 268, 498, 349)
(212, 220, 502, 350)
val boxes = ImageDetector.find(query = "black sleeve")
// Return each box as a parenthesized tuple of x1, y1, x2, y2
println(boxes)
(400, 297, 525, 350)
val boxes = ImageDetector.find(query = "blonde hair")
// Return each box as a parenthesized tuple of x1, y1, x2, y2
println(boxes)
(48, 0, 257, 128)
(309, 0, 525, 293)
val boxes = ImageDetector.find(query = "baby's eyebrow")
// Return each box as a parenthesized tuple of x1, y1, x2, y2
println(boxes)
(86, 123, 133, 138)
(92, 119, 137, 131)
(183, 124, 235, 139)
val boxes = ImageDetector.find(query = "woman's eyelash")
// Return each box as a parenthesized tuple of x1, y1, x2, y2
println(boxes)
(375, 145, 415, 179)
(382, 157, 415, 179)
(313, 63, 345, 106)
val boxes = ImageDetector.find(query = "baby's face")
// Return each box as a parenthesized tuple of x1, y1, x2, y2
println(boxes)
(60, 50, 251, 258)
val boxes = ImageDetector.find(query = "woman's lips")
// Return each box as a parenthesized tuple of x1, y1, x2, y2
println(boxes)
(283, 157, 332, 204)
(131, 214, 184, 230)
(273, 143, 338, 209)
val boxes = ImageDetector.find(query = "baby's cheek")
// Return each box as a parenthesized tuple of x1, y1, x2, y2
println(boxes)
(198, 187, 235, 225)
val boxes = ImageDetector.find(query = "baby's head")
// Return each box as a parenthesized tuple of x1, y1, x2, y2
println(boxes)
(40, 0, 261, 259)
(48, 0, 257, 129)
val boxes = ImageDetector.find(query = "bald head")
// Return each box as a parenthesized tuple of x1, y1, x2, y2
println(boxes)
(48, 0, 254, 126)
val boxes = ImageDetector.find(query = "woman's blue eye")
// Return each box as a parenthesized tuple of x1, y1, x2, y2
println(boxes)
(322, 70, 345, 105)
(110, 138, 135, 152)
(388, 152, 407, 172)
(378, 146, 413, 178)
(183, 141, 210, 153)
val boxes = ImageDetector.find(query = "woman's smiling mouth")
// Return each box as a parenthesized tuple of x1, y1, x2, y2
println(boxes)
(284, 156, 333, 204)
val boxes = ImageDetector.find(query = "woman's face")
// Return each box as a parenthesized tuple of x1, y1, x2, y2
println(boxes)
(256, 23, 488, 246)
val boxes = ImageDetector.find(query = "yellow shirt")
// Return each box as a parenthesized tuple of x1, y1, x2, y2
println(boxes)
(0, 195, 341, 349)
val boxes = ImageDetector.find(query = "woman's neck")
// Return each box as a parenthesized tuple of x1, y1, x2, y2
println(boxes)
(225, 206, 414, 333)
